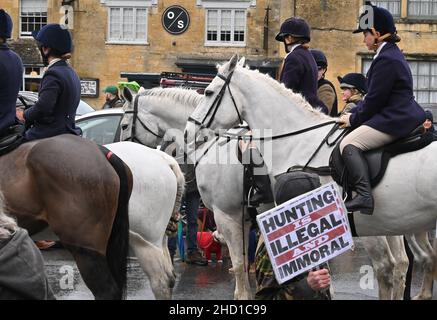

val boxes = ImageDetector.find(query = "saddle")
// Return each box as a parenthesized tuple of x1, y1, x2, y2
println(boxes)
(329, 127, 435, 190)
(0, 124, 26, 157)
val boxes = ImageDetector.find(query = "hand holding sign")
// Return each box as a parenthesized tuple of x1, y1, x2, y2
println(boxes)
(307, 269, 331, 291)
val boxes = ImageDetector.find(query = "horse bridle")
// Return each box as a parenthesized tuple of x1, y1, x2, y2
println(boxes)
(123, 94, 164, 142)
(187, 71, 243, 130)
(185, 69, 347, 170)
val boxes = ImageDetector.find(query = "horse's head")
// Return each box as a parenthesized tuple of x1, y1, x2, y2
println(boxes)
(185, 54, 247, 144)
(119, 86, 163, 148)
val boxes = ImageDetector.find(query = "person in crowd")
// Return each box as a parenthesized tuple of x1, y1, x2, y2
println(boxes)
(102, 85, 124, 109)
(311, 49, 338, 116)
(337, 73, 368, 115)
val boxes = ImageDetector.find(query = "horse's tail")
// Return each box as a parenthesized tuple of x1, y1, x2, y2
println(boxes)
(159, 152, 185, 237)
(103, 149, 132, 299)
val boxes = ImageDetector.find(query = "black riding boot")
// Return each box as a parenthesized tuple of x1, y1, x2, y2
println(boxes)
(243, 148, 274, 207)
(342, 145, 374, 215)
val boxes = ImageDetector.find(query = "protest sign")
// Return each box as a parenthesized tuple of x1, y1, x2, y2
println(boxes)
(256, 182, 354, 284)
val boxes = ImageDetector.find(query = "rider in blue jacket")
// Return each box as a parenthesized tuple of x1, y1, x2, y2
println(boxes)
(0, 9, 23, 137)
(276, 17, 328, 114)
(19, 24, 82, 141)
(337, 4, 426, 215)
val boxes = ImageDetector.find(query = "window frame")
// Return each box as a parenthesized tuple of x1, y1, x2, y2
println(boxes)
(369, 0, 402, 18)
(106, 6, 149, 45)
(362, 57, 437, 104)
(19, 0, 48, 38)
(204, 8, 247, 47)
(407, 0, 437, 20)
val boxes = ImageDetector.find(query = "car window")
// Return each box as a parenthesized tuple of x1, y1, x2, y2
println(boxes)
(76, 101, 95, 116)
(77, 115, 122, 145)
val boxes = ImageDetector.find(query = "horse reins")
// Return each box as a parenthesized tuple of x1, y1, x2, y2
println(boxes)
(124, 94, 164, 142)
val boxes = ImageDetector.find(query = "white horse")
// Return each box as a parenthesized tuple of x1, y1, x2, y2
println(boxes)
(119, 86, 433, 300)
(184, 55, 437, 298)
(104, 142, 185, 300)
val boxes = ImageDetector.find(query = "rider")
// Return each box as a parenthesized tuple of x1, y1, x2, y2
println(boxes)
(16, 24, 82, 141)
(337, 73, 368, 115)
(247, 17, 333, 208)
(311, 49, 338, 116)
(337, 4, 426, 215)
(275, 17, 328, 114)
(0, 9, 23, 138)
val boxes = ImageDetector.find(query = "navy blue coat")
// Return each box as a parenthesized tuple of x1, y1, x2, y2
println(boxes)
(350, 43, 425, 138)
(0, 43, 23, 136)
(280, 46, 328, 114)
(24, 60, 82, 141)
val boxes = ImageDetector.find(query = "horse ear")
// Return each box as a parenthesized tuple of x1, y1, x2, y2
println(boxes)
(237, 57, 246, 67)
(123, 86, 133, 103)
(228, 54, 239, 73)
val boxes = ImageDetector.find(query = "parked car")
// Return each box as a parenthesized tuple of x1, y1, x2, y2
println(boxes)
(75, 108, 125, 145)
(16, 91, 95, 116)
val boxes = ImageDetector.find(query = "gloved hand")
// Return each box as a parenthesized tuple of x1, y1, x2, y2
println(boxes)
(337, 113, 351, 129)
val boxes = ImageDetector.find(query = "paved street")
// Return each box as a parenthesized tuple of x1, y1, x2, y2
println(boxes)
(42, 238, 436, 300)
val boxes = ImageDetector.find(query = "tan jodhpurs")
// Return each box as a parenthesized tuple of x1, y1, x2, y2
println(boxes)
(340, 125, 396, 154)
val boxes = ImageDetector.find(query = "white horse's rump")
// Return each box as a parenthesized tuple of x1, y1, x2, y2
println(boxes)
(105, 142, 185, 299)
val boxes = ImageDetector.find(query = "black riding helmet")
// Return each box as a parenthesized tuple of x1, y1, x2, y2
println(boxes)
(353, 1, 396, 37)
(32, 23, 73, 54)
(310, 49, 328, 69)
(0, 9, 13, 39)
(337, 73, 368, 95)
(275, 17, 311, 42)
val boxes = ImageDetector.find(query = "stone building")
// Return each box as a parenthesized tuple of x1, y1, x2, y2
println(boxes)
(2, 0, 437, 109)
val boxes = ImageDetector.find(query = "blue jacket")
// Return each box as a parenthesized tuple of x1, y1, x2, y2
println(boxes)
(24, 60, 82, 141)
(0, 43, 23, 136)
(350, 43, 425, 138)
(280, 46, 328, 114)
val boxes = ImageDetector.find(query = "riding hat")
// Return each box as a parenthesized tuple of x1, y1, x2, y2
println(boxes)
(310, 49, 328, 68)
(353, 1, 396, 35)
(32, 24, 73, 54)
(337, 73, 368, 94)
(0, 9, 13, 39)
(275, 17, 311, 42)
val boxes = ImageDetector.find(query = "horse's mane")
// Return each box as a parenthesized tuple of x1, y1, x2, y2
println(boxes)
(138, 87, 203, 109)
(219, 63, 331, 120)
(0, 192, 17, 240)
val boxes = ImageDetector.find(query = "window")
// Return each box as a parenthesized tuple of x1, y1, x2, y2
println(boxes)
(77, 115, 123, 145)
(20, 0, 47, 37)
(22, 67, 44, 92)
(362, 58, 437, 104)
(205, 9, 246, 45)
(408, 0, 437, 18)
(370, 0, 402, 16)
(108, 7, 148, 43)
(410, 60, 437, 103)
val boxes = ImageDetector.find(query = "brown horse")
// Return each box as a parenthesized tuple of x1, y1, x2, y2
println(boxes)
(0, 134, 132, 299)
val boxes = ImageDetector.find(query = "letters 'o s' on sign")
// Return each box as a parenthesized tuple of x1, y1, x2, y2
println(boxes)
(162, 5, 190, 35)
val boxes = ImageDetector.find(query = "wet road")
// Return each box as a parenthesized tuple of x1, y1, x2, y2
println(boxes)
(42, 238, 436, 300)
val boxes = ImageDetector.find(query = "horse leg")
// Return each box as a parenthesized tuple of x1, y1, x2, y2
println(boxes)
(407, 232, 435, 300)
(386, 236, 409, 300)
(361, 236, 395, 300)
(65, 245, 120, 300)
(213, 207, 252, 300)
(129, 231, 175, 300)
